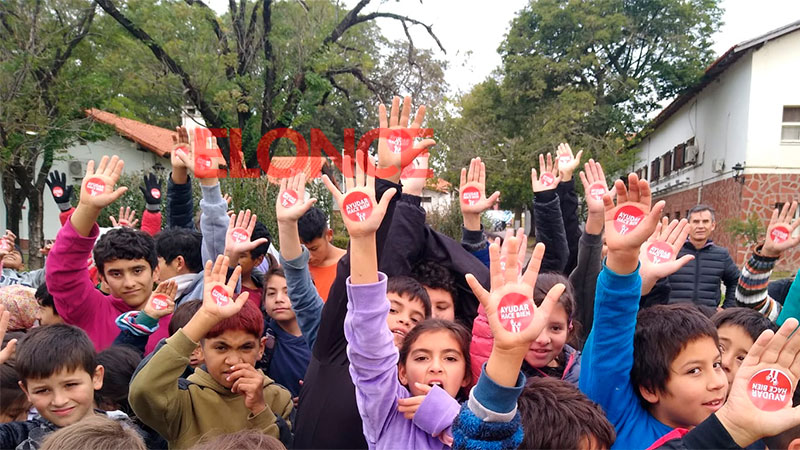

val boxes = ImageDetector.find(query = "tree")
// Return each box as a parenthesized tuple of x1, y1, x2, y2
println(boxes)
(439, 0, 722, 212)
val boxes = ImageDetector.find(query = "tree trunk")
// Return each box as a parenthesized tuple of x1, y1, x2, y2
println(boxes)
(26, 190, 44, 269)
(1, 170, 23, 237)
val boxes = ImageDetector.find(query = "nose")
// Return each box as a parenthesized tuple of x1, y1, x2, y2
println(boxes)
(708, 368, 728, 392)
(534, 330, 551, 345)
(428, 358, 443, 374)
(52, 388, 69, 407)
(123, 274, 137, 288)
(224, 353, 243, 366)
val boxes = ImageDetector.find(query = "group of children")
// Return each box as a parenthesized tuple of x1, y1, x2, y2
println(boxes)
(1, 95, 800, 449)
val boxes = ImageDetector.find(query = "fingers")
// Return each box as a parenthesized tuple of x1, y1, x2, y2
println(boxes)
(521, 242, 545, 289)
(321, 175, 343, 202)
(375, 188, 397, 219)
(614, 179, 628, 205)
(537, 283, 566, 328)
(484, 191, 501, 208)
(379, 103, 388, 130)
(400, 96, 411, 128)
(465, 273, 490, 311)
(459, 168, 467, 188)
(389, 96, 400, 128)
(503, 236, 520, 282)
(411, 104, 426, 129)
(226, 265, 242, 293)
(761, 318, 798, 365)
(487, 242, 503, 292)
(777, 318, 800, 371)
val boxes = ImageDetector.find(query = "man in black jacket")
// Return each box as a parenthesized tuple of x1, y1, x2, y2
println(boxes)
(667, 205, 740, 309)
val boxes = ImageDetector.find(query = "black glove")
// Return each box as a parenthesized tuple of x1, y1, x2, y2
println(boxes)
(45, 170, 74, 211)
(139, 173, 163, 212)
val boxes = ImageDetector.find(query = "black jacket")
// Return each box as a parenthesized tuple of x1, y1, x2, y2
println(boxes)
(651, 414, 741, 449)
(667, 240, 741, 308)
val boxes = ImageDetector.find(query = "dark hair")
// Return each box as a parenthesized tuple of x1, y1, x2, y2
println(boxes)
(534, 272, 575, 321)
(206, 299, 264, 340)
(632, 304, 719, 408)
(249, 222, 271, 260)
(688, 204, 716, 222)
(411, 261, 458, 305)
(387, 276, 432, 318)
(169, 300, 203, 336)
(191, 430, 286, 450)
(155, 228, 204, 273)
(93, 227, 157, 276)
(95, 346, 141, 415)
(35, 282, 57, 316)
(712, 307, 778, 341)
(297, 207, 328, 243)
(1, 362, 30, 421)
(40, 415, 146, 450)
(518, 377, 615, 449)
(398, 319, 471, 399)
(15, 324, 97, 384)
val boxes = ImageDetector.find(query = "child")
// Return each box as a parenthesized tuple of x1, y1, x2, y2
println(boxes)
(190, 430, 287, 450)
(412, 261, 458, 322)
(128, 255, 293, 449)
(0, 324, 125, 449)
(579, 173, 726, 449)
(223, 211, 270, 312)
(1, 363, 30, 423)
(297, 206, 346, 302)
(45, 156, 168, 353)
(0, 231, 46, 289)
(39, 415, 146, 450)
(34, 283, 62, 326)
(712, 308, 777, 385)
(154, 227, 205, 302)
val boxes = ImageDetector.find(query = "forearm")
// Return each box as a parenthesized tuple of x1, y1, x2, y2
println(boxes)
(585, 210, 604, 235)
(736, 247, 780, 319)
(69, 203, 101, 237)
(171, 167, 188, 185)
(463, 213, 481, 231)
(350, 235, 378, 285)
(279, 248, 323, 348)
(277, 220, 303, 261)
(486, 347, 526, 388)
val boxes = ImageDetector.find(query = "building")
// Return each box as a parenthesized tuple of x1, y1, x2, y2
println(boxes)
(629, 20, 800, 271)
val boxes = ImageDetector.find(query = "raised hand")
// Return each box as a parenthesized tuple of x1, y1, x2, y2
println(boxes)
(143, 280, 178, 320)
(171, 126, 191, 183)
(78, 156, 128, 211)
(229, 362, 267, 415)
(0, 304, 17, 364)
(0, 230, 15, 256)
(322, 151, 396, 239)
(762, 201, 800, 257)
(639, 218, 695, 295)
(109, 206, 139, 228)
(715, 318, 800, 447)
(555, 142, 583, 181)
(375, 96, 436, 183)
(579, 159, 611, 215)
(200, 255, 249, 321)
(494, 227, 527, 281)
(530, 153, 561, 193)
(401, 151, 432, 197)
(224, 210, 268, 261)
(139, 173, 163, 211)
(276, 172, 317, 224)
(46, 170, 74, 211)
(460, 157, 501, 230)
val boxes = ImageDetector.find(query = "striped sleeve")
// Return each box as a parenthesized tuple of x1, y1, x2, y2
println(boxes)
(736, 246, 781, 321)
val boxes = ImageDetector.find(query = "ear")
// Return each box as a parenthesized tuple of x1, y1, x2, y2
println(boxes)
(787, 437, 800, 450)
(151, 264, 160, 282)
(325, 229, 334, 242)
(257, 336, 267, 360)
(254, 254, 264, 267)
(461, 372, 471, 388)
(638, 384, 660, 405)
(92, 365, 105, 391)
(175, 255, 185, 273)
(398, 363, 409, 386)
(18, 381, 31, 402)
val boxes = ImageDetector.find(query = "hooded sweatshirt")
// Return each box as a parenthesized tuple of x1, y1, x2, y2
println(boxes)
(129, 329, 294, 449)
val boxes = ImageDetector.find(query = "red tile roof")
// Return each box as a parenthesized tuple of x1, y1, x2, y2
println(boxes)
(85, 108, 175, 157)
(265, 157, 328, 184)
(425, 177, 452, 193)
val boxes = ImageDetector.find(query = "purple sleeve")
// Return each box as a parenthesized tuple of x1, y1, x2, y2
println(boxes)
(412, 384, 461, 437)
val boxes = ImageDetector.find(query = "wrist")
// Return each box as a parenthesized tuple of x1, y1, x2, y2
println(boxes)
(249, 402, 267, 416)
(463, 213, 481, 231)
(715, 408, 758, 447)
(171, 169, 188, 185)
(585, 211, 604, 234)
(486, 346, 526, 387)
(760, 244, 781, 258)
(606, 249, 640, 275)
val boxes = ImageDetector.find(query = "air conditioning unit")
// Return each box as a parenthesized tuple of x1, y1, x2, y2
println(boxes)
(68, 160, 83, 177)
(685, 145, 699, 164)
(712, 159, 725, 173)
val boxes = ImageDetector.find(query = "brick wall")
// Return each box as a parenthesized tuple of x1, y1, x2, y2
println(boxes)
(656, 173, 800, 274)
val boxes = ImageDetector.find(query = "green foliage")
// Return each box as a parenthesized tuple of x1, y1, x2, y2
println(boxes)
(97, 172, 166, 228)
(724, 213, 766, 248)
(218, 177, 279, 240)
(425, 201, 465, 242)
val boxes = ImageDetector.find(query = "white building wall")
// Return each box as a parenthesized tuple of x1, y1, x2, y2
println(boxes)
(746, 31, 800, 172)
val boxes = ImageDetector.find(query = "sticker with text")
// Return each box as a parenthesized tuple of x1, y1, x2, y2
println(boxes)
(175, 146, 188, 158)
(52, 186, 64, 198)
(461, 186, 481, 206)
(85, 177, 106, 197)
(539, 172, 556, 187)
(343, 191, 373, 222)
(150, 294, 170, 311)
(280, 189, 299, 208)
(497, 292, 534, 333)
(748, 368, 792, 411)
(196, 156, 213, 169)
(150, 188, 161, 200)
(613, 205, 645, 235)
(588, 183, 607, 201)
(387, 129, 412, 154)
(231, 227, 250, 243)
(210, 285, 231, 307)
(646, 242, 674, 264)
(558, 155, 572, 167)
(770, 226, 791, 245)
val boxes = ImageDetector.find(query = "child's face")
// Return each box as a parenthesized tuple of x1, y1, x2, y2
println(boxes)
(644, 336, 728, 429)
(201, 329, 265, 389)
(155, 256, 183, 283)
(302, 232, 332, 267)
(386, 292, 426, 348)
(237, 252, 263, 276)
(425, 287, 455, 322)
(399, 329, 469, 398)
(2, 250, 24, 271)
(100, 258, 155, 309)
(0, 398, 31, 423)
(264, 275, 296, 323)
(524, 303, 569, 368)
(717, 324, 754, 386)
(36, 304, 63, 326)
(20, 366, 104, 428)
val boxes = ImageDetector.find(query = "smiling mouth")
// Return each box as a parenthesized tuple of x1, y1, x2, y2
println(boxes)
(702, 399, 723, 409)
(52, 406, 75, 416)
(392, 329, 406, 338)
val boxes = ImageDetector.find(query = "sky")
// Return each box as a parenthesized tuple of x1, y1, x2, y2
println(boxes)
(205, 0, 800, 96)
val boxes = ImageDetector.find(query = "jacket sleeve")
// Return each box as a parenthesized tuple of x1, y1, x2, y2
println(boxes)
(777, 269, 800, 326)
(199, 183, 230, 265)
(379, 194, 428, 278)
(166, 175, 196, 230)
(461, 226, 490, 268)
(411, 385, 461, 438)
(722, 251, 742, 309)
(344, 273, 402, 444)
(533, 190, 569, 273)
(557, 179, 581, 274)
(140, 210, 162, 237)
(279, 247, 324, 349)
(569, 231, 603, 346)
(735, 247, 781, 320)
(128, 330, 197, 441)
(649, 414, 741, 450)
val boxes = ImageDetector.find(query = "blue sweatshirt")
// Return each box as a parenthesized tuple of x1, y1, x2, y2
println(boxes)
(265, 320, 311, 397)
(580, 264, 672, 449)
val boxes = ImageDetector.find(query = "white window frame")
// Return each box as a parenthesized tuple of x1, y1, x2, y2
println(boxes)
(781, 106, 800, 144)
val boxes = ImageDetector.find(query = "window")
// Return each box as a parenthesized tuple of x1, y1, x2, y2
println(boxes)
(675, 211, 681, 219)
(650, 157, 661, 182)
(663, 151, 673, 176)
(641, 165, 648, 180)
(674, 144, 686, 171)
(782, 106, 800, 143)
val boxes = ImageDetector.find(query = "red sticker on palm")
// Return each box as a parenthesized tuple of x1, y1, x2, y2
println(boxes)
(231, 227, 250, 243)
(588, 183, 606, 201)
(210, 285, 230, 307)
(461, 186, 481, 206)
(497, 292, 534, 333)
(646, 242, 674, 264)
(280, 190, 298, 208)
(539, 173, 556, 187)
(558, 155, 572, 167)
(343, 191, 373, 222)
(151, 294, 170, 311)
(175, 146, 188, 158)
(150, 188, 161, 200)
(387, 129, 412, 154)
(0, 240, 9, 251)
(52, 186, 63, 198)
(770, 226, 790, 245)
(748, 369, 792, 411)
(196, 156, 212, 170)
(614, 205, 645, 235)
(85, 177, 106, 197)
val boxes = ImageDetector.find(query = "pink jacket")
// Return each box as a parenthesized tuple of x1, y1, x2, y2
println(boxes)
(469, 304, 492, 388)
(45, 220, 168, 353)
